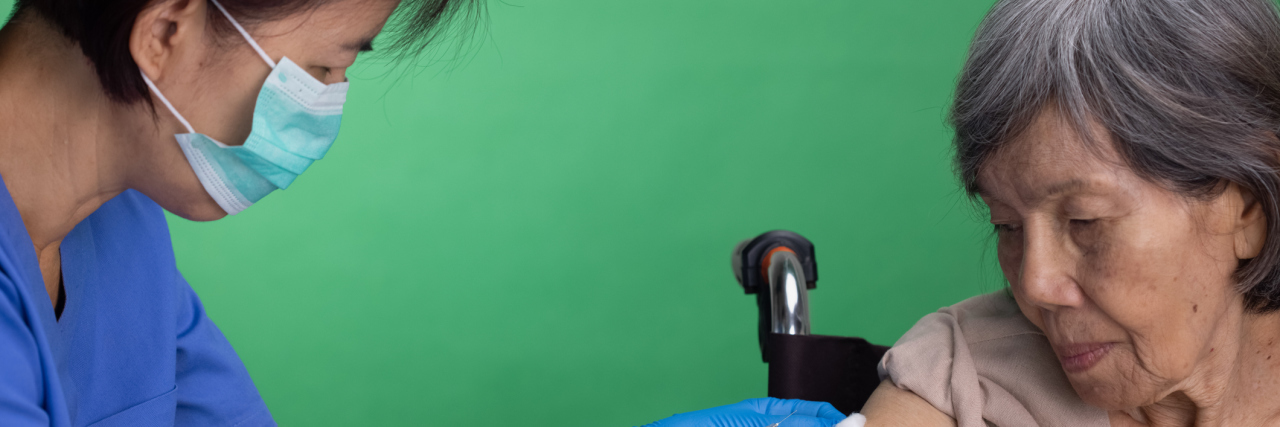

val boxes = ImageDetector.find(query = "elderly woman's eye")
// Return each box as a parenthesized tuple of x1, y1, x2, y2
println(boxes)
(1070, 219, 1097, 227)
(993, 223, 1022, 234)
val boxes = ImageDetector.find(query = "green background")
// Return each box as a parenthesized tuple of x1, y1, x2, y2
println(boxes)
(1, 0, 1007, 425)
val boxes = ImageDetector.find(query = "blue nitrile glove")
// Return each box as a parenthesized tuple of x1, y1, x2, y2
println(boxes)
(642, 397, 846, 427)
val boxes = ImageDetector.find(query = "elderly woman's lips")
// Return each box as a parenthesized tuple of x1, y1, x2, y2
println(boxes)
(1056, 343, 1114, 373)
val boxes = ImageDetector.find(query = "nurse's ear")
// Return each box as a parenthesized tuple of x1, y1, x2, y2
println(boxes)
(129, 0, 209, 82)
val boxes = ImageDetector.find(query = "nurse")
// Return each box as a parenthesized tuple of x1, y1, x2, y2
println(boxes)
(0, 0, 472, 425)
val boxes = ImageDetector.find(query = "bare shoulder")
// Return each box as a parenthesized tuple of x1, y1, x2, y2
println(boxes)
(860, 380, 957, 427)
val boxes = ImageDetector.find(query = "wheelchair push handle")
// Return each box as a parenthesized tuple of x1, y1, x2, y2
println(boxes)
(764, 248, 810, 336)
(731, 230, 890, 414)
(732, 230, 818, 359)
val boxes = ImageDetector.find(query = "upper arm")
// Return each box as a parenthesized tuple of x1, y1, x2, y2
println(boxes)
(861, 380, 956, 427)
(0, 274, 55, 426)
(173, 274, 274, 426)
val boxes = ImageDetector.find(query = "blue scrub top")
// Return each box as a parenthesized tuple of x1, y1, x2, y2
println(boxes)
(0, 175, 274, 426)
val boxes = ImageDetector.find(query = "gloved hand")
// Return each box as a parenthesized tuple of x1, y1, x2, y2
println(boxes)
(642, 397, 846, 427)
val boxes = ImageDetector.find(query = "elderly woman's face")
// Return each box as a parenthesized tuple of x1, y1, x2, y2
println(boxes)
(978, 109, 1267, 409)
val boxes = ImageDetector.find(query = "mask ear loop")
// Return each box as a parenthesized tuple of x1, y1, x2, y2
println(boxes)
(208, 0, 277, 68)
(139, 72, 196, 134)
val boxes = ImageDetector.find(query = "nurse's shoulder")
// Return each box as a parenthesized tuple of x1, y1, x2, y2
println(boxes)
(81, 190, 275, 426)
(0, 179, 68, 425)
(0, 262, 61, 425)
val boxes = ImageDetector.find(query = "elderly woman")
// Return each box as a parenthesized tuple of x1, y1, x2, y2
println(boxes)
(649, 0, 1280, 426)
(0, 0, 471, 425)
(859, 0, 1280, 425)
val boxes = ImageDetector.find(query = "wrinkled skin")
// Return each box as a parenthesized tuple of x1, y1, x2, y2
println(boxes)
(979, 107, 1280, 426)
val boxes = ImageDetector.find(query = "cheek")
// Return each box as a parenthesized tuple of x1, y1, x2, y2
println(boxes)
(1080, 209, 1237, 381)
(996, 237, 1022, 282)
(201, 59, 267, 144)
(175, 43, 269, 145)
(995, 225, 1028, 279)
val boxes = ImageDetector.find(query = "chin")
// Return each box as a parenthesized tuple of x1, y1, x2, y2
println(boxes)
(1071, 381, 1133, 410)
(134, 184, 230, 222)
(1066, 369, 1159, 410)
(163, 201, 229, 222)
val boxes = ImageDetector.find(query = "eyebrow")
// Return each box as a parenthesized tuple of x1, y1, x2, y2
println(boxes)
(977, 178, 1093, 205)
(1042, 179, 1089, 198)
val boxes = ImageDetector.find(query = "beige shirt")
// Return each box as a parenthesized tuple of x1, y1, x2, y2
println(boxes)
(877, 291, 1109, 426)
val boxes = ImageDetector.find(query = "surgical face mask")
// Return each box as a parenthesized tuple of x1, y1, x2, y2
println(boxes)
(140, 0, 348, 215)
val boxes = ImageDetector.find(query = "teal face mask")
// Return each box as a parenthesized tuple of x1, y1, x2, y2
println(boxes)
(140, 0, 348, 215)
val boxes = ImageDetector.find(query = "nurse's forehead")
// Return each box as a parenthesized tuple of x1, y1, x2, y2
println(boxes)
(289, 0, 393, 42)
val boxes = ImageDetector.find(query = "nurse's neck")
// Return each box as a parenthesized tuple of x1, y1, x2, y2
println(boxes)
(0, 14, 174, 307)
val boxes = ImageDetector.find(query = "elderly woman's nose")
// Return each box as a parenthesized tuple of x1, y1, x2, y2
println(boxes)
(1017, 230, 1087, 310)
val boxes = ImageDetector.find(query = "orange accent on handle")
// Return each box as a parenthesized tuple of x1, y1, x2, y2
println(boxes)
(761, 246, 797, 281)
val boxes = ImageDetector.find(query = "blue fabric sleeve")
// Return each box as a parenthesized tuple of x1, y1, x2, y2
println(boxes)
(173, 273, 275, 427)
(0, 272, 53, 426)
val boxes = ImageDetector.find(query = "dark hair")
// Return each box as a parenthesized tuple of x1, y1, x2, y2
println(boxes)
(952, 0, 1280, 311)
(12, 0, 481, 104)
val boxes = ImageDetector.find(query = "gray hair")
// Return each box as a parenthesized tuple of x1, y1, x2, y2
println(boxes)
(953, 0, 1280, 311)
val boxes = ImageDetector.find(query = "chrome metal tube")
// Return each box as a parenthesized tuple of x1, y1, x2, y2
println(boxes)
(766, 251, 810, 335)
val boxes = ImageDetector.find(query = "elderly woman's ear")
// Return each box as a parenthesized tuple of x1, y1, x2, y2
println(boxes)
(1224, 182, 1268, 261)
